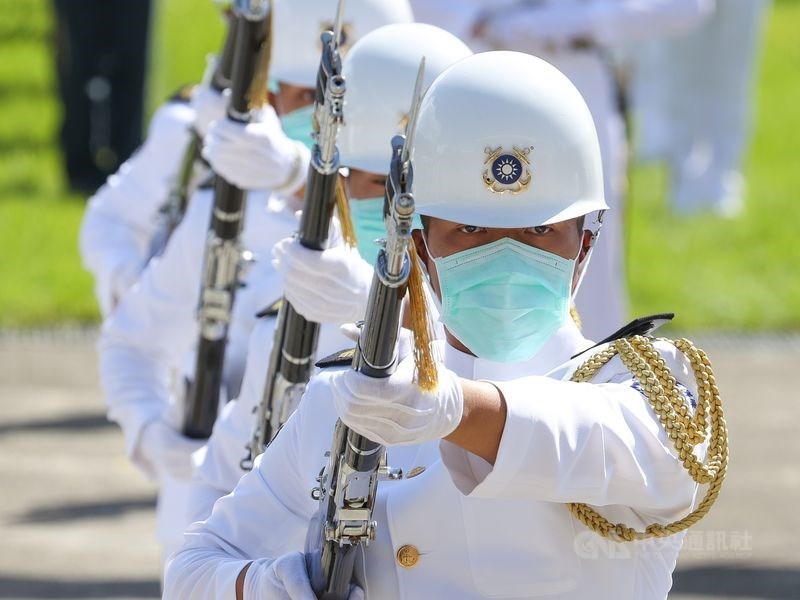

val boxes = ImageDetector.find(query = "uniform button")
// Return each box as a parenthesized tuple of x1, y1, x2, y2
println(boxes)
(396, 544, 420, 568)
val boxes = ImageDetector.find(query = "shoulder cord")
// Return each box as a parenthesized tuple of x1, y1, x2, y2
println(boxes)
(567, 335, 729, 542)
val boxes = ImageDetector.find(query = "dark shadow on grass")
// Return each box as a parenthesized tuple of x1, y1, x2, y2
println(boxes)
(0, 413, 112, 436)
(12, 496, 156, 525)
(0, 179, 44, 197)
(672, 564, 800, 598)
(0, 137, 51, 153)
(0, 23, 52, 41)
(0, 82, 53, 102)
(0, 577, 159, 599)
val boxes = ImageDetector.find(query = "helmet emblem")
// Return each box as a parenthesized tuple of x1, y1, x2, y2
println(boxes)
(483, 145, 532, 194)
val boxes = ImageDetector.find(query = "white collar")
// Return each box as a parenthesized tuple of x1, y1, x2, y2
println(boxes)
(443, 320, 594, 381)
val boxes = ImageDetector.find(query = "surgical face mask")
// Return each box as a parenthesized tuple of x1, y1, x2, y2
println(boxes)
(350, 197, 385, 265)
(279, 104, 315, 150)
(430, 237, 575, 362)
(350, 197, 424, 265)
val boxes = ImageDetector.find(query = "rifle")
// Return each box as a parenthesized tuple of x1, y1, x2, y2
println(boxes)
(241, 0, 347, 468)
(183, 0, 272, 439)
(150, 16, 241, 259)
(304, 61, 427, 600)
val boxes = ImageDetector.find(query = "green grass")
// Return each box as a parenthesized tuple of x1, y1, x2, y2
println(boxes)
(0, 0, 798, 329)
(0, 0, 224, 328)
(627, 0, 800, 330)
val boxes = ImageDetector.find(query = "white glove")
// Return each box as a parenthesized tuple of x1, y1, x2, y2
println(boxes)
(331, 355, 464, 446)
(339, 323, 415, 364)
(245, 552, 363, 600)
(137, 419, 204, 480)
(202, 104, 310, 192)
(272, 237, 373, 325)
(190, 84, 228, 137)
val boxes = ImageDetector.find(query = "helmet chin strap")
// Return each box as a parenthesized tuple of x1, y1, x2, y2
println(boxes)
(416, 232, 443, 311)
(571, 209, 605, 300)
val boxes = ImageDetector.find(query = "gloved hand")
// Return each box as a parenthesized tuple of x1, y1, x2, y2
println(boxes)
(245, 552, 363, 600)
(137, 418, 204, 480)
(190, 84, 228, 137)
(202, 104, 310, 192)
(339, 323, 416, 364)
(331, 354, 464, 446)
(272, 237, 373, 325)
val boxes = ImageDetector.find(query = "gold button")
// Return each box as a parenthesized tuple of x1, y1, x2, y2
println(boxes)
(396, 544, 420, 568)
(406, 466, 426, 479)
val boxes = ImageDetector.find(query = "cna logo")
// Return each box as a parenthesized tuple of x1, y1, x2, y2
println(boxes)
(573, 531, 632, 560)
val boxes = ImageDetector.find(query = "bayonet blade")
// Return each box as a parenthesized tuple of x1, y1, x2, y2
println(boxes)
(333, 0, 347, 46)
(400, 57, 426, 169)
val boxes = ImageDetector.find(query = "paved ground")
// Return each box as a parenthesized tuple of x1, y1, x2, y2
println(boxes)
(0, 333, 798, 599)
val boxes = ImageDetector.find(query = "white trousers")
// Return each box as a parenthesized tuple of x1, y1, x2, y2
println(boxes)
(156, 475, 194, 569)
(633, 0, 770, 209)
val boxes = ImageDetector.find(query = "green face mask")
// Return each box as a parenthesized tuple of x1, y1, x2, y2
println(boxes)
(279, 104, 315, 150)
(432, 237, 574, 362)
(350, 197, 385, 265)
(350, 197, 423, 265)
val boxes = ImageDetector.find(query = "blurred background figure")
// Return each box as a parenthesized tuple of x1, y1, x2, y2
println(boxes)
(632, 0, 771, 217)
(52, 0, 153, 195)
(409, 0, 712, 341)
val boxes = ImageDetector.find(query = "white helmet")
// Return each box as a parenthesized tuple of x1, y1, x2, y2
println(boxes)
(270, 0, 414, 88)
(413, 51, 608, 228)
(339, 23, 472, 174)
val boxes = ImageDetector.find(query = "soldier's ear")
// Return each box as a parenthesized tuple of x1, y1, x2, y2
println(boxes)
(579, 230, 594, 263)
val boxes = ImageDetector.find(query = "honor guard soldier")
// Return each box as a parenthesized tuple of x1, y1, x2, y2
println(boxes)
(184, 22, 471, 527)
(98, 0, 412, 564)
(165, 52, 727, 599)
(78, 73, 224, 317)
(79, 2, 239, 317)
(632, 0, 769, 216)
(408, 0, 713, 340)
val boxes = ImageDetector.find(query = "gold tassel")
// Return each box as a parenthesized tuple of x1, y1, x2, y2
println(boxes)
(247, 11, 273, 109)
(335, 178, 358, 248)
(570, 305, 582, 330)
(407, 244, 439, 392)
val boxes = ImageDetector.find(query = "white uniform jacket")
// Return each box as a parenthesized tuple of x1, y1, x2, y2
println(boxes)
(99, 187, 297, 478)
(79, 100, 195, 315)
(187, 280, 445, 526)
(166, 321, 702, 599)
(186, 317, 351, 526)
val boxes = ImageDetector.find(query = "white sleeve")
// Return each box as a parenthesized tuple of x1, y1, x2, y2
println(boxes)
(484, 0, 714, 51)
(441, 341, 702, 519)
(79, 101, 195, 313)
(98, 192, 210, 475)
(186, 318, 276, 524)
(164, 376, 328, 599)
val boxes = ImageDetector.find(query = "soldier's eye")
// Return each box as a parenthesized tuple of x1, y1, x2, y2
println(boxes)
(459, 225, 481, 234)
(531, 225, 552, 235)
